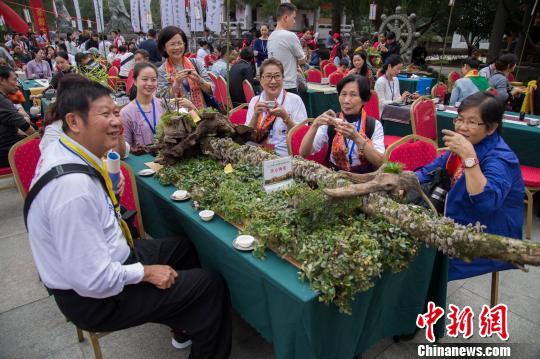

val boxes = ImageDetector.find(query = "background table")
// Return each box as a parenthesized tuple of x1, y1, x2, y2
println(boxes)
(398, 77, 436, 95)
(124, 154, 448, 359)
(19, 79, 48, 112)
(302, 84, 339, 118)
(383, 109, 540, 167)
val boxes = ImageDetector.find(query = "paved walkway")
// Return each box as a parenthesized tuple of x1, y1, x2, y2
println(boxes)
(1, 177, 539, 358)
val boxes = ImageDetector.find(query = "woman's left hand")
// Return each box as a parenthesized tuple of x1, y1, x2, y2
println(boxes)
(442, 129, 476, 159)
(335, 121, 363, 143)
(270, 106, 294, 127)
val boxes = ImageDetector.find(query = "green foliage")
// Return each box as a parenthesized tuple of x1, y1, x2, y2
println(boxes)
(383, 162, 404, 174)
(158, 157, 419, 314)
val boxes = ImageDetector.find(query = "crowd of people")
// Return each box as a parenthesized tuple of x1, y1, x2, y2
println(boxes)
(0, 2, 528, 358)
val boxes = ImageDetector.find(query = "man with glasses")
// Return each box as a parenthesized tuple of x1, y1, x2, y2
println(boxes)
(267, 3, 306, 94)
(228, 47, 258, 106)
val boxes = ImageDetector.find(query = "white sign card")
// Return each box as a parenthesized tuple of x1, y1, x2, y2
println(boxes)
(262, 156, 294, 193)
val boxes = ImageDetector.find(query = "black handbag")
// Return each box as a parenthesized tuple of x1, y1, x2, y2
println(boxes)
(407, 167, 451, 214)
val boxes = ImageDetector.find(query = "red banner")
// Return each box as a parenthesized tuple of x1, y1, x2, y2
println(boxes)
(0, 0, 29, 34)
(28, 0, 49, 35)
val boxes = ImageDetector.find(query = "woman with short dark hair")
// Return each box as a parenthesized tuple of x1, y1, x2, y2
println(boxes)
(156, 26, 213, 109)
(300, 75, 385, 172)
(416, 91, 524, 280)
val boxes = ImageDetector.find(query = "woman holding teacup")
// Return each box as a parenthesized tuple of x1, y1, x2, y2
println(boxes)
(156, 26, 214, 109)
(299, 75, 384, 173)
(245, 58, 307, 156)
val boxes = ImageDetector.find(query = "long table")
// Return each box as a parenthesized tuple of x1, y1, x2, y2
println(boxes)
(124, 154, 448, 359)
(383, 109, 540, 167)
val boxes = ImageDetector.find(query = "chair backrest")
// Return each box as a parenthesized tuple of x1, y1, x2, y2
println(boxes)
(242, 80, 255, 103)
(306, 69, 322, 83)
(410, 96, 437, 142)
(323, 63, 338, 77)
(431, 82, 447, 104)
(108, 66, 119, 89)
(8, 133, 41, 199)
(328, 71, 344, 86)
(507, 73, 515, 82)
(287, 119, 328, 166)
(208, 71, 217, 83)
(449, 71, 461, 84)
(384, 134, 438, 171)
(119, 162, 145, 237)
(204, 54, 215, 68)
(125, 68, 134, 93)
(228, 104, 248, 125)
(214, 76, 231, 109)
(320, 59, 331, 70)
(364, 90, 380, 119)
(112, 59, 121, 70)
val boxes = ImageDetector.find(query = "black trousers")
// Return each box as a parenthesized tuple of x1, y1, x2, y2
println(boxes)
(52, 237, 232, 359)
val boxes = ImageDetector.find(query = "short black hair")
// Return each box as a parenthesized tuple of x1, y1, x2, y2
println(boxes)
(217, 45, 227, 58)
(157, 26, 189, 58)
(118, 45, 127, 52)
(276, 3, 297, 20)
(462, 57, 480, 70)
(494, 53, 518, 72)
(198, 40, 208, 47)
(240, 47, 254, 62)
(457, 91, 504, 134)
(134, 49, 150, 59)
(46, 74, 112, 132)
(56, 51, 69, 61)
(386, 31, 396, 40)
(148, 29, 157, 37)
(0, 65, 14, 80)
(337, 75, 371, 103)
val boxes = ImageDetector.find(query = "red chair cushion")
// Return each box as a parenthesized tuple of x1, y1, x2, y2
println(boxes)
(242, 81, 255, 103)
(364, 91, 380, 119)
(387, 140, 438, 171)
(12, 138, 41, 194)
(329, 72, 344, 86)
(229, 109, 248, 125)
(291, 125, 328, 165)
(323, 63, 337, 77)
(384, 135, 402, 148)
(306, 69, 322, 83)
(412, 100, 437, 141)
(119, 164, 142, 234)
(0, 167, 12, 176)
(521, 165, 540, 188)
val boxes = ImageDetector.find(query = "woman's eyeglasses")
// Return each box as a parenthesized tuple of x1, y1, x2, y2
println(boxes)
(453, 117, 486, 129)
(261, 74, 283, 81)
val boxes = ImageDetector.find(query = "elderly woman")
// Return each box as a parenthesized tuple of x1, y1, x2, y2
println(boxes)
(416, 92, 524, 280)
(245, 58, 307, 156)
(156, 26, 213, 109)
(300, 75, 384, 173)
(25, 49, 52, 79)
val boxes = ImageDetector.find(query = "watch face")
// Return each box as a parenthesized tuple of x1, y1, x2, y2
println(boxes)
(465, 158, 475, 167)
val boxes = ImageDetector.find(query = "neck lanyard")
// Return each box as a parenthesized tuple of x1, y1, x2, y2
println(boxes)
(345, 116, 363, 164)
(59, 136, 134, 247)
(386, 75, 395, 100)
(135, 98, 156, 134)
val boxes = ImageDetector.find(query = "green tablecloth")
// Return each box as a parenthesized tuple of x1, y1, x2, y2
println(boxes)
(383, 110, 540, 167)
(19, 79, 43, 112)
(301, 90, 339, 118)
(398, 77, 436, 95)
(124, 154, 448, 358)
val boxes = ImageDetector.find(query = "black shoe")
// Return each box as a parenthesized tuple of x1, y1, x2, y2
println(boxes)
(171, 329, 192, 349)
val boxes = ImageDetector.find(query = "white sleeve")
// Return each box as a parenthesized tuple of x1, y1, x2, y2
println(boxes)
(393, 78, 402, 102)
(371, 120, 385, 154)
(245, 96, 259, 125)
(311, 125, 329, 154)
(50, 188, 144, 298)
(290, 34, 305, 60)
(289, 95, 307, 124)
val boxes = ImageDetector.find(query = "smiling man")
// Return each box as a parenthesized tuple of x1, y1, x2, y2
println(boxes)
(25, 75, 231, 359)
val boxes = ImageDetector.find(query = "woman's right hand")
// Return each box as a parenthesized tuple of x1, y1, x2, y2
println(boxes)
(173, 70, 191, 86)
(254, 101, 267, 115)
(313, 110, 336, 127)
(401, 91, 411, 101)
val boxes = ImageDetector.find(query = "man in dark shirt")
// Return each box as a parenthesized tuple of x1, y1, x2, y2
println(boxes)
(228, 48, 258, 106)
(0, 66, 35, 167)
(138, 29, 162, 65)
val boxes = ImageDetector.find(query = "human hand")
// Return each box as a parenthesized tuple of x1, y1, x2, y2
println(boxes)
(401, 91, 411, 101)
(313, 109, 337, 127)
(442, 129, 475, 159)
(175, 98, 197, 111)
(143, 265, 178, 289)
(173, 70, 192, 85)
(254, 101, 268, 115)
(335, 121, 362, 143)
(269, 105, 288, 119)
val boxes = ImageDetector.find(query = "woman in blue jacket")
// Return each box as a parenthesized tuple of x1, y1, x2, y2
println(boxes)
(416, 91, 524, 280)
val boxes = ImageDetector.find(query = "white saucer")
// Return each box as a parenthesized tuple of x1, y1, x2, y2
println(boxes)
(138, 168, 156, 176)
(232, 236, 258, 251)
(171, 190, 190, 201)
